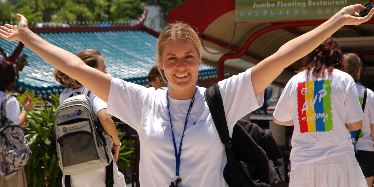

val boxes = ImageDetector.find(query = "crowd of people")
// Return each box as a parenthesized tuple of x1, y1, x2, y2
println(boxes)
(0, 3, 373, 187)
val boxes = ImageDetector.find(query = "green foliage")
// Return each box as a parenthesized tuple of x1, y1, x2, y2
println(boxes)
(0, 2, 14, 23)
(108, 0, 144, 22)
(19, 92, 60, 187)
(116, 131, 136, 171)
(53, 1, 95, 22)
(17, 90, 44, 107)
(157, 0, 184, 17)
(2, 0, 144, 23)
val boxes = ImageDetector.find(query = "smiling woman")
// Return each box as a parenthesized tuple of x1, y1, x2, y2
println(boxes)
(0, 5, 373, 186)
(160, 39, 200, 99)
(156, 23, 202, 99)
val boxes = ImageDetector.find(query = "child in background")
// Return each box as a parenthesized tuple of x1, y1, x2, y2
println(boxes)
(0, 59, 32, 187)
(54, 49, 125, 187)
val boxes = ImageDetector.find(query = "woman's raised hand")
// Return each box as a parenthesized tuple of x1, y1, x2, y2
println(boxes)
(0, 13, 28, 41)
(338, 4, 374, 26)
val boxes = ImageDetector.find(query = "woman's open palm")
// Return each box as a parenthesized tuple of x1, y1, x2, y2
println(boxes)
(0, 13, 28, 41)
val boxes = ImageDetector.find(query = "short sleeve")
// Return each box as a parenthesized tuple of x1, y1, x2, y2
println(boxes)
(366, 89, 374, 126)
(5, 96, 20, 125)
(345, 78, 363, 124)
(273, 80, 293, 124)
(107, 78, 149, 131)
(92, 95, 107, 114)
(218, 68, 264, 130)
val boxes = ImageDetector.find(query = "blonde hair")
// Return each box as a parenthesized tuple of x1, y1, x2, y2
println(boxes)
(342, 53, 363, 81)
(157, 22, 202, 65)
(54, 49, 102, 88)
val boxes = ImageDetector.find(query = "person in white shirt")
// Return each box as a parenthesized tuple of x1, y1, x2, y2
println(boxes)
(54, 49, 125, 187)
(0, 60, 32, 187)
(0, 5, 373, 186)
(341, 53, 374, 187)
(273, 39, 366, 187)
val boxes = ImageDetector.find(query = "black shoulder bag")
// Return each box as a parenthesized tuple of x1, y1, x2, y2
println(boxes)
(205, 84, 279, 187)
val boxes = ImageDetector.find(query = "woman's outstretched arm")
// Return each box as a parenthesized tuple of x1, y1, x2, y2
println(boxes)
(251, 4, 374, 96)
(0, 14, 111, 102)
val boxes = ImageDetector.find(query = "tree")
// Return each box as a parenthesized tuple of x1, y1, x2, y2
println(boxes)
(2, 0, 144, 23)
(157, 0, 184, 18)
(0, 2, 14, 23)
(52, 1, 95, 23)
(108, 0, 144, 22)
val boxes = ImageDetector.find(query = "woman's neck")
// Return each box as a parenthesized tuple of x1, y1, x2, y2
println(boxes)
(168, 86, 197, 100)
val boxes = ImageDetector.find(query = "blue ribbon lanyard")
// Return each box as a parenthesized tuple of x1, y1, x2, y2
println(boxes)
(166, 88, 197, 178)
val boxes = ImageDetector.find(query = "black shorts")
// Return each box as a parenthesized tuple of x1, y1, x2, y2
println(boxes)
(356, 150, 374, 177)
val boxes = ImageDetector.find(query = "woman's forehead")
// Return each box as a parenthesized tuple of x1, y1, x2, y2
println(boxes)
(162, 40, 199, 54)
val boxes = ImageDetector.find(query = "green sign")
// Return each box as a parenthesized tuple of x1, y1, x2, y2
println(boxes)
(236, 0, 368, 22)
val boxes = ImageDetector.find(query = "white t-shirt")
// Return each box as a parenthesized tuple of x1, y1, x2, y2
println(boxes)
(60, 87, 125, 187)
(0, 91, 20, 125)
(355, 83, 374, 151)
(107, 68, 263, 187)
(273, 69, 363, 169)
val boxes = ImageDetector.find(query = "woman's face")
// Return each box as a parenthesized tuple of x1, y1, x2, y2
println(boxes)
(160, 40, 200, 91)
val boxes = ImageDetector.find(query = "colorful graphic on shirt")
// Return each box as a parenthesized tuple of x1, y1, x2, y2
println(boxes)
(297, 80, 333, 133)
(359, 96, 364, 106)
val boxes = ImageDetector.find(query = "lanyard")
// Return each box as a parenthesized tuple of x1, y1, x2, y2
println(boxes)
(166, 88, 197, 178)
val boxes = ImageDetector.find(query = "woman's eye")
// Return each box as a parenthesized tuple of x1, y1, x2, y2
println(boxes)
(185, 55, 194, 60)
(167, 57, 177, 62)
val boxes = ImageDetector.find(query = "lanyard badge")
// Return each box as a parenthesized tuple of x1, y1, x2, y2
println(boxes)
(166, 88, 197, 187)
(169, 177, 182, 187)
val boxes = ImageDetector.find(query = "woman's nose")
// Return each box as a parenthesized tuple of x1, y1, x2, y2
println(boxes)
(176, 58, 187, 66)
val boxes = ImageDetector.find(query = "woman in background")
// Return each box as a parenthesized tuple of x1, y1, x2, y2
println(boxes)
(341, 53, 374, 187)
(0, 59, 32, 187)
(273, 39, 366, 187)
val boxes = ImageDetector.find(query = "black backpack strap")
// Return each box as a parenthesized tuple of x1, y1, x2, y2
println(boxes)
(206, 84, 254, 186)
(362, 88, 367, 112)
(64, 175, 71, 187)
(105, 161, 114, 187)
(204, 84, 231, 145)
(357, 88, 367, 142)
(204, 84, 234, 161)
(352, 87, 367, 150)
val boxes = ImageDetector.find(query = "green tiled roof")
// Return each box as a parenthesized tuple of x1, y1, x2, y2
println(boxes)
(0, 30, 217, 95)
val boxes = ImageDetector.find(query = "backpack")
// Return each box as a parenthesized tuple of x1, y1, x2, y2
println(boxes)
(205, 84, 285, 187)
(55, 88, 113, 176)
(0, 94, 32, 176)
